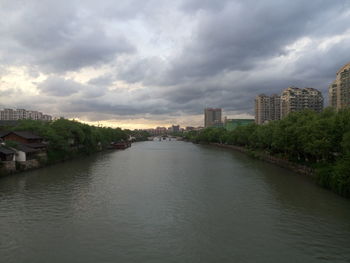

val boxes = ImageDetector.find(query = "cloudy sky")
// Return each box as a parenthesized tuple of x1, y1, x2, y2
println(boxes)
(1, 0, 350, 128)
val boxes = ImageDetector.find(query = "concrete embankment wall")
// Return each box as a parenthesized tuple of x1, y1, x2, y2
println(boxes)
(210, 143, 314, 176)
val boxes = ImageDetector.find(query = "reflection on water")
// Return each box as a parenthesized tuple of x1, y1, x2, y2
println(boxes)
(0, 141, 350, 263)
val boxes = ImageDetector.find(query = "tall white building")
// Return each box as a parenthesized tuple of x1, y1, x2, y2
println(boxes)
(0, 108, 52, 121)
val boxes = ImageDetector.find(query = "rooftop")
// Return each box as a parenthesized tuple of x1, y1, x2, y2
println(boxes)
(0, 146, 15, 155)
(337, 62, 350, 74)
(0, 131, 43, 140)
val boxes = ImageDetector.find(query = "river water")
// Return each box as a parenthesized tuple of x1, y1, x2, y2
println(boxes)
(1, 140, 350, 263)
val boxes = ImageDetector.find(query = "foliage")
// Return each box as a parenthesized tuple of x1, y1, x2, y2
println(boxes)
(4, 140, 19, 148)
(187, 108, 350, 197)
(12, 119, 130, 163)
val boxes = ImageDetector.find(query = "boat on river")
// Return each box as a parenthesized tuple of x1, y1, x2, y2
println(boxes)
(109, 141, 131, 150)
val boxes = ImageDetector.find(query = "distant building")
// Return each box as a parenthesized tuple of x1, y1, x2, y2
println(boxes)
(171, 125, 180, 133)
(185, 126, 195, 131)
(155, 127, 167, 135)
(224, 118, 255, 131)
(329, 62, 350, 109)
(0, 109, 17, 120)
(281, 87, 323, 118)
(0, 108, 52, 121)
(255, 94, 281, 124)
(16, 109, 27, 119)
(204, 108, 222, 128)
(144, 128, 156, 135)
(42, 114, 52, 121)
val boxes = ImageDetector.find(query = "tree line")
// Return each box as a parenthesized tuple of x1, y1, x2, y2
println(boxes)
(184, 108, 350, 197)
(3, 118, 149, 163)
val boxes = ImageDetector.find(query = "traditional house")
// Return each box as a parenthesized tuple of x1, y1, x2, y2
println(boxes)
(0, 131, 44, 144)
(0, 146, 15, 161)
(0, 131, 47, 150)
(12, 144, 40, 162)
(0, 131, 47, 162)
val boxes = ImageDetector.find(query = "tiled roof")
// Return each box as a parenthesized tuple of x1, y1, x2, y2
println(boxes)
(12, 131, 42, 139)
(0, 131, 42, 139)
(0, 131, 10, 138)
(0, 146, 15, 155)
(25, 143, 47, 149)
(15, 144, 39, 153)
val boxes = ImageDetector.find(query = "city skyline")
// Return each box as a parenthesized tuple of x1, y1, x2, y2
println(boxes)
(1, 1, 350, 129)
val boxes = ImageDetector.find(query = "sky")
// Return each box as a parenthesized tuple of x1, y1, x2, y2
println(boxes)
(1, 0, 350, 129)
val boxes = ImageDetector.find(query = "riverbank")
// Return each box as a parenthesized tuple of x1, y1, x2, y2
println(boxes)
(184, 109, 350, 198)
(0, 119, 151, 177)
(209, 143, 314, 176)
(0, 144, 135, 177)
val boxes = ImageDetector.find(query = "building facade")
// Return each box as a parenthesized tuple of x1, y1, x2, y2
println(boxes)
(254, 94, 281, 124)
(0, 109, 52, 121)
(224, 118, 254, 131)
(329, 62, 350, 109)
(204, 108, 222, 128)
(280, 87, 323, 118)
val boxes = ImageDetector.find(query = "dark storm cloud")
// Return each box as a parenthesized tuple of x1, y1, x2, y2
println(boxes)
(37, 32, 134, 73)
(181, 0, 230, 13)
(0, 0, 135, 73)
(140, 0, 350, 115)
(117, 0, 350, 86)
(37, 76, 107, 98)
(2, 0, 350, 122)
(292, 38, 350, 83)
(37, 77, 81, 97)
(58, 98, 173, 117)
(88, 74, 115, 87)
(167, 0, 347, 82)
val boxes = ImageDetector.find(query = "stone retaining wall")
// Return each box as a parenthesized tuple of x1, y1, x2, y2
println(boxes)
(0, 158, 43, 176)
(0, 161, 16, 176)
(17, 159, 41, 171)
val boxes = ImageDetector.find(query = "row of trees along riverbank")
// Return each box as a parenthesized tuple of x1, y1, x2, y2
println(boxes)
(2, 119, 149, 164)
(184, 108, 350, 198)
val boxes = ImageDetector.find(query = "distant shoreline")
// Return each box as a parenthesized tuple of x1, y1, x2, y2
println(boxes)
(208, 143, 314, 177)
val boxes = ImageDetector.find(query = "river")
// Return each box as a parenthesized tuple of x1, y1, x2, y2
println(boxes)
(1, 140, 350, 262)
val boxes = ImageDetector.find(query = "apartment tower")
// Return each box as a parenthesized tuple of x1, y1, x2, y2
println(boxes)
(254, 94, 281, 124)
(280, 87, 323, 118)
(0, 108, 52, 121)
(204, 108, 222, 128)
(329, 62, 350, 109)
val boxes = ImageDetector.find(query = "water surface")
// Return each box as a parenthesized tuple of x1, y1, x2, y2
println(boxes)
(1, 141, 350, 262)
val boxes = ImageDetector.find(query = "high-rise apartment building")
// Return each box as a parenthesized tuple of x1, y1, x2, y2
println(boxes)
(204, 108, 222, 128)
(0, 109, 17, 120)
(0, 108, 52, 121)
(329, 62, 350, 109)
(280, 87, 323, 118)
(254, 94, 281, 124)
